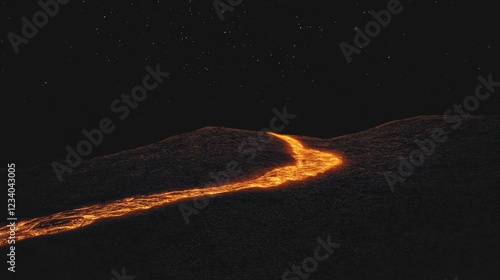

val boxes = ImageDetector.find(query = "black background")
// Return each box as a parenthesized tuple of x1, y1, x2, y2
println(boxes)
(3, 0, 500, 167)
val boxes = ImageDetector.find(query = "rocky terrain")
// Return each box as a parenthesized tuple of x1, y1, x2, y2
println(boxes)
(2, 115, 499, 280)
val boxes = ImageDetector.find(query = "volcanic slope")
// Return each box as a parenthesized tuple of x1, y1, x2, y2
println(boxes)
(3, 115, 499, 280)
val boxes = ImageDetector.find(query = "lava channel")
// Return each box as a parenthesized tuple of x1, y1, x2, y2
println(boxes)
(0, 133, 342, 247)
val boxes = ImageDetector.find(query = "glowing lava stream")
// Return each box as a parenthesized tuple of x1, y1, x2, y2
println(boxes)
(0, 133, 342, 247)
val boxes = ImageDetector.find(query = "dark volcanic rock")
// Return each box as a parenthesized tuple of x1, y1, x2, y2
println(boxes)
(3, 115, 500, 280)
(16, 127, 293, 218)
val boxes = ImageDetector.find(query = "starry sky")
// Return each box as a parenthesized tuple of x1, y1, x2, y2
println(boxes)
(3, 0, 500, 167)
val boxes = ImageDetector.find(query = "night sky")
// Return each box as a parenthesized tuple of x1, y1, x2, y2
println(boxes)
(3, 0, 500, 167)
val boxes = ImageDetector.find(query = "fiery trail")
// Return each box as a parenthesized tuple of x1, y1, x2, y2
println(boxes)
(0, 133, 342, 247)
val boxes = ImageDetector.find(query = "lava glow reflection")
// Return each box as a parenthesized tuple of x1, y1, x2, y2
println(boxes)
(0, 133, 342, 247)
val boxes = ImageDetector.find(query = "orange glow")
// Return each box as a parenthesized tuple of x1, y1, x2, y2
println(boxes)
(0, 133, 342, 247)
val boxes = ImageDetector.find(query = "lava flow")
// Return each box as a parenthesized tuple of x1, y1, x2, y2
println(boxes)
(0, 133, 342, 247)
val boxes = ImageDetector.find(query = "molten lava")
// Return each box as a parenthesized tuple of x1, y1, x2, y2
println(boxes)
(0, 133, 342, 247)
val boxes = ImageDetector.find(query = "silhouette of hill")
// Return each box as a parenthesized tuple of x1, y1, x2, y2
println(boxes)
(4, 115, 500, 280)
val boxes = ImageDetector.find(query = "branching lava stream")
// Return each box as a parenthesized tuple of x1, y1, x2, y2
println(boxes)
(0, 133, 342, 247)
